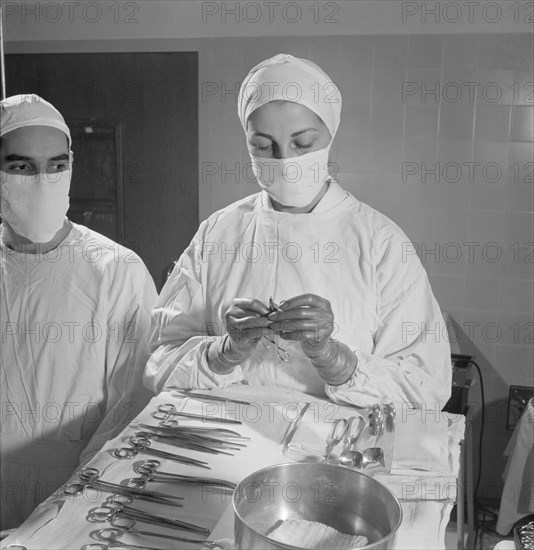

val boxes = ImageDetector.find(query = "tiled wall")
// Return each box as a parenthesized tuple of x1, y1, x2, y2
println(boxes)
(199, 33, 534, 497)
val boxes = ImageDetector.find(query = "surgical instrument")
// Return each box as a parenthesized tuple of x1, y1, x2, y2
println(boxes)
(87, 496, 209, 535)
(170, 388, 252, 406)
(130, 460, 236, 490)
(133, 430, 238, 455)
(92, 525, 204, 545)
(63, 467, 183, 506)
(153, 404, 242, 425)
(113, 436, 211, 470)
(323, 418, 349, 463)
(144, 422, 247, 440)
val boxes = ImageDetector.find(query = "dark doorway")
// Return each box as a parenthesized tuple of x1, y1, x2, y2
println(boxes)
(5, 52, 198, 289)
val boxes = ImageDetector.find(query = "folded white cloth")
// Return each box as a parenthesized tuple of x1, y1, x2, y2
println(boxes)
(269, 518, 368, 549)
(201, 540, 236, 550)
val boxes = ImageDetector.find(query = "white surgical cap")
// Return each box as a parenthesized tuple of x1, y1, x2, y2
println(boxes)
(237, 53, 342, 138)
(0, 94, 71, 147)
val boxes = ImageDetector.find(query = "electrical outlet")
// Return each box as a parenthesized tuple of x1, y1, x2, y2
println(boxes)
(507, 385, 534, 431)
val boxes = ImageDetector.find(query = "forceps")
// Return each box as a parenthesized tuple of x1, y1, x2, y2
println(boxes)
(113, 436, 211, 470)
(153, 404, 242, 425)
(133, 430, 237, 456)
(130, 459, 236, 490)
(140, 424, 248, 454)
(148, 421, 247, 440)
(87, 495, 209, 535)
(138, 426, 245, 449)
(92, 525, 204, 545)
(63, 467, 183, 505)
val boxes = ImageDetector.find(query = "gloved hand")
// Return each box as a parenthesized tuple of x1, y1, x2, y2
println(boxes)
(208, 298, 272, 374)
(225, 298, 272, 347)
(268, 293, 357, 385)
(267, 293, 334, 345)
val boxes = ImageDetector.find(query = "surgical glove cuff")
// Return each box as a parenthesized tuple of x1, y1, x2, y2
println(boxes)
(302, 339, 358, 386)
(301, 338, 336, 364)
(207, 334, 253, 375)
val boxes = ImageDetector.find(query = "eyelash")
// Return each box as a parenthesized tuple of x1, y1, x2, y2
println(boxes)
(254, 143, 313, 151)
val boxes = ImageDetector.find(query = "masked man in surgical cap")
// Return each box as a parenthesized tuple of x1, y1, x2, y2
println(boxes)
(145, 54, 451, 409)
(0, 94, 157, 529)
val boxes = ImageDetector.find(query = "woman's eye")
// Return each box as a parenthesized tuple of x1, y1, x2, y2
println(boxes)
(253, 143, 272, 152)
(295, 142, 314, 150)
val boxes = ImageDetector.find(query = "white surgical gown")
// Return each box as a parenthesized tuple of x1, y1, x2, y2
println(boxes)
(145, 182, 451, 409)
(0, 222, 157, 529)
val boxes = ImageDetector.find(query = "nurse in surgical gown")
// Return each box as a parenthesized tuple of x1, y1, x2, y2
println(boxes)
(145, 54, 452, 409)
(0, 94, 157, 529)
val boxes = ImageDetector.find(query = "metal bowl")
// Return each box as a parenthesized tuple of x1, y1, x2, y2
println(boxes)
(233, 463, 402, 550)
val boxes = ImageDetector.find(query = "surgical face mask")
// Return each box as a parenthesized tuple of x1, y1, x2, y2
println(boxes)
(251, 145, 332, 207)
(0, 170, 71, 243)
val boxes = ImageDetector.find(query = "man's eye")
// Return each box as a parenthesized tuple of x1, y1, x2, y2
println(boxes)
(48, 162, 70, 172)
(5, 163, 33, 173)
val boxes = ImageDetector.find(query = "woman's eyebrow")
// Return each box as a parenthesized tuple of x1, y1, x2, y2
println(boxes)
(291, 128, 318, 137)
(50, 154, 70, 161)
(251, 131, 274, 139)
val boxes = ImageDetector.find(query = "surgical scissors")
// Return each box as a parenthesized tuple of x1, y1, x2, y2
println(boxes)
(87, 495, 209, 535)
(113, 436, 211, 470)
(383, 402, 396, 432)
(261, 334, 290, 362)
(130, 459, 236, 490)
(153, 404, 242, 425)
(63, 467, 183, 506)
(92, 525, 204, 545)
(261, 297, 290, 362)
(368, 404, 385, 436)
(323, 418, 349, 463)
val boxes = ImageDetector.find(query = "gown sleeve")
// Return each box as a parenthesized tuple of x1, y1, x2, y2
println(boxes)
(143, 221, 245, 393)
(326, 226, 452, 410)
(79, 253, 158, 463)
